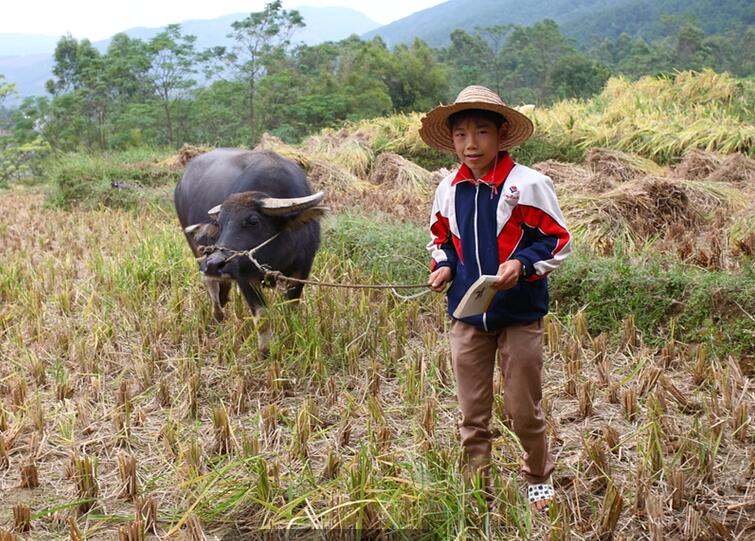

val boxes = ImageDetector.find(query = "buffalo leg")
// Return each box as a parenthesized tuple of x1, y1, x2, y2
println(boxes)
(202, 275, 226, 321)
(283, 275, 305, 302)
(236, 279, 272, 355)
(284, 261, 312, 302)
(218, 281, 232, 308)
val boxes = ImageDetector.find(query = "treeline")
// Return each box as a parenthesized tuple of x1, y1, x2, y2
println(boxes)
(5, 0, 754, 152)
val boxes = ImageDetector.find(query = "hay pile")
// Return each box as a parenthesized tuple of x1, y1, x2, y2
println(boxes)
(673, 149, 754, 187)
(611, 177, 702, 234)
(369, 152, 433, 194)
(303, 129, 374, 178)
(254, 133, 311, 169)
(177, 143, 211, 167)
(430, 168, 452, 185)
(673, 149, 724, 180)
(585, 148, 665, 182)
(563, 171, 751, 267)
(307, 160, 364, 192)
(532, 160, 614, 194)
(705, 152, 755, 185)
(304, 160, 371, 213)
(352, 153, 435, 219)
(533, 160, 592, 185)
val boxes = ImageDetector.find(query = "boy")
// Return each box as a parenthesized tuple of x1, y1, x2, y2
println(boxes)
(419, 85, 571, 512)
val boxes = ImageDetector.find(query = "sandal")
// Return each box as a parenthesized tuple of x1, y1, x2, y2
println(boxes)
(528, 480, 554, 513)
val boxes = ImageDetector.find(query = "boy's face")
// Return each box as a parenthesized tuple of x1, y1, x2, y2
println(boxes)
(451, 115, 506, 179)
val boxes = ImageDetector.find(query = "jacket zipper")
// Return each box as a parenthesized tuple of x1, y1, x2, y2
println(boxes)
(473, 183, 488, 331)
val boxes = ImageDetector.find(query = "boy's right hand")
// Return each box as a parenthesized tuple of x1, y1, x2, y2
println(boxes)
(428, 266, 453, 292)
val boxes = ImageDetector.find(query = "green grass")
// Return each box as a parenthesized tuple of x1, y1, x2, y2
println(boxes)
(550, 253, 755, 356)
(45, 148, 179, 210)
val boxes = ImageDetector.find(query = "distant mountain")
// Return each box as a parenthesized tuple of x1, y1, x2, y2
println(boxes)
(363, 0, 754, 47)
(0, 34, 61, 57)
(93, 6, 380, 52)
(0, 54, 54, 101)
(0, 5, 380, 100)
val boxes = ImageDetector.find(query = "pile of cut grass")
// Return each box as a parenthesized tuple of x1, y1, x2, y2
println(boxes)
(535, 150, 754, 269)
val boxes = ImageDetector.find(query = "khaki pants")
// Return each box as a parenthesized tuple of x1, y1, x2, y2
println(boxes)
(450, 318, 553, 485)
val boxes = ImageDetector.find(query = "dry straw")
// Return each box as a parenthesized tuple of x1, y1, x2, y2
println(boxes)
(12, 504, 31, 533)
(369, 152, 433, 196)
(71, 453, 99, 515)
(19, 462, 39, 489)
(118, 453, 139, 500)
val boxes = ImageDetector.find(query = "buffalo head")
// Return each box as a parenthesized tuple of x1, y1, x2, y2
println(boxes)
(199, 190, 326, 279)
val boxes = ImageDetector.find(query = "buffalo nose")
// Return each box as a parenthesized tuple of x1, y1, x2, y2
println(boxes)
(201, 252, 228, 275)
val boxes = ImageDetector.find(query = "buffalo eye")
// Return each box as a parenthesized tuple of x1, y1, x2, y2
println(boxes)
(243, 215, 260, 228)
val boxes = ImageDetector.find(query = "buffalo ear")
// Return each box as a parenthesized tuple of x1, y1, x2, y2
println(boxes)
(208, 204, 222, 219)
(286, 205, 329, 230)
(184, 222, 219, 246)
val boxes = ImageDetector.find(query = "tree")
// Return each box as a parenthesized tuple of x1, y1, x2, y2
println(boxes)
(146, 25, 198, 145)
(46, 36, 111, 149)
(548, 54, 609, 100)
(442, 29, 492, 95)
(46, 35, 100, 96)
(384, 39, 449, 112)
(476, 25, 514, 96)
(500, 20, 576, 102)
(105, 33, 151, 103)
(222, 1, 304, 142)
(0, 74, 14, 108)
(674, 23, 711, 70)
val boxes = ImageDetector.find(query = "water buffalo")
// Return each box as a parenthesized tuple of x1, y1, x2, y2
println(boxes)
(175, 148, 325, 352)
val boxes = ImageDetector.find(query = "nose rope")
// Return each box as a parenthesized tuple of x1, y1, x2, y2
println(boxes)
(198, 231, 282, 260)
(196, 232, 430, 298)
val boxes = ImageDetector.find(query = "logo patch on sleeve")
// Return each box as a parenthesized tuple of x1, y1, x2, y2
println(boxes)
(503, 185, 520, 205)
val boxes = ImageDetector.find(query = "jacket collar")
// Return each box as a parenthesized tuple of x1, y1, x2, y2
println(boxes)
(452, 151, 515, 188)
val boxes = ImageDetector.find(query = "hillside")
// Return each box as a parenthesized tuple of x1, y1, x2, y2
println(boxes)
(363, 0, 753, 47)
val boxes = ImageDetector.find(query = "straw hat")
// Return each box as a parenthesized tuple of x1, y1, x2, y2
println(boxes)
(419, 85, 534, 153)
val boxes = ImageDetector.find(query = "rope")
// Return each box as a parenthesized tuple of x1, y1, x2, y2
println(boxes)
(198, 233, 432, 298)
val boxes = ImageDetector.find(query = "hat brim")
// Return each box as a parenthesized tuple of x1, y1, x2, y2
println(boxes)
(419, 101, 534, 153)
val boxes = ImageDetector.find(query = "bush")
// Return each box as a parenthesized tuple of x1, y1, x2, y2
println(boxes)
(0, 137, 51, 187)
(46, 149, 179, 209)
(550, 253, 754, 356)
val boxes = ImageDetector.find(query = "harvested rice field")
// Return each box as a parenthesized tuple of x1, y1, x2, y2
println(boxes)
(1, 70, 754, 540)
(1, 180, 753, 539)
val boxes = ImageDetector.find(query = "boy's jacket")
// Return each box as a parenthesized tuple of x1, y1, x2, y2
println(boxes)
(428, 152, 572, 331)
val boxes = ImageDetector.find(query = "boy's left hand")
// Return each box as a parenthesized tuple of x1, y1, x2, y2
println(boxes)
(493, 259, 522, 290)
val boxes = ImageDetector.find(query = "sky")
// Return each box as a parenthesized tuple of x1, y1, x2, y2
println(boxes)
(0, 1, 447, 40)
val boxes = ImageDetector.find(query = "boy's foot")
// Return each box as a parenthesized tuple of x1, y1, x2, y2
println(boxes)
(528, 480, 554, 513)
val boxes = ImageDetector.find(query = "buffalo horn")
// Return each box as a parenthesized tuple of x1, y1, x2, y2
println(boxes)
(207, 204, 222, 219)
(259, 191, 325, 215)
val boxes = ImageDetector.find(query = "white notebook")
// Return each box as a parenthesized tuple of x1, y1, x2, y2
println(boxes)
(452, 275, 499, 319)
